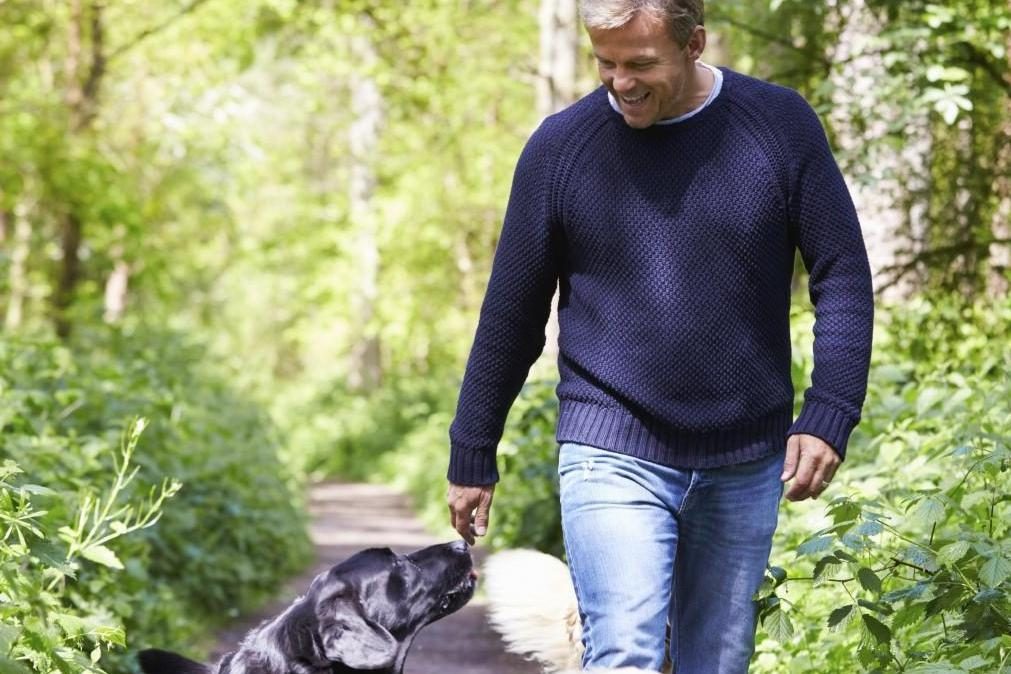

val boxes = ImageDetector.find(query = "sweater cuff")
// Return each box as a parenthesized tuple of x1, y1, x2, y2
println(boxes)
(788, 398, 857, 460)
(447, 445, 500, 485)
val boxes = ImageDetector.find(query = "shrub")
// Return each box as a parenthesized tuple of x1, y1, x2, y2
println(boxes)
(0, 330, 312, 672)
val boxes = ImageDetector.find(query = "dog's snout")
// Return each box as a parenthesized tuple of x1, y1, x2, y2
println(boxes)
(450, 539, 469, 554)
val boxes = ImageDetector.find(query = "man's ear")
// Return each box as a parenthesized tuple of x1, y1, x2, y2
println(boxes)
(686, 24, 706, 60)
(316, 586, 398, 669)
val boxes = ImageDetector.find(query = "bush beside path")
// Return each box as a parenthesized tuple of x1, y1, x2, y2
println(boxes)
(209, 482, 540, 674)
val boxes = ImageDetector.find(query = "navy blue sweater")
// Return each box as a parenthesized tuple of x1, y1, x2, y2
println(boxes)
(448, 68, 874, 485)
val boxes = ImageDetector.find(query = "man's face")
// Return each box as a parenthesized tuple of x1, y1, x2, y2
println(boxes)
(587, 11, 703, 129)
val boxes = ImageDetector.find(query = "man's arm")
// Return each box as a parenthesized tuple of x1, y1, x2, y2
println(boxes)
(782, 93, 874, 487)
(446, 120, 563, 494)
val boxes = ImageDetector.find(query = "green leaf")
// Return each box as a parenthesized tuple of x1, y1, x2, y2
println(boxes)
(0, 657, 32, 674)
(858, 598, 893, 616)
(908, 495, 946, 526)
(79, 544, 124, 570)
(833, 549, 859, 563)
(52, 613, 86, 637)
(827, 604, 854, 629)
(916, 387, 945, 415)
(925, 65, 970, 82)
(18, 484, 56, 497)
(858, 567, 882, 594)
(797, 535, 834, 557)
(813, 555, 842, 582)
(862, 614, 891, 645)
(957, 656, 988, 670)
(937, 540, 971, 566)
(891, 602, 925, 629)
(905, 663, 966, 674)
(0, 625, 19, 656)
(979, 554, 1011, 587)
(854, 520, 884, 537)
(761, 606, 794, 643)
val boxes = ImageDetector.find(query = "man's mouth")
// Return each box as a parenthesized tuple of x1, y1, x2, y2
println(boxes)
(620, 92, 649, 106)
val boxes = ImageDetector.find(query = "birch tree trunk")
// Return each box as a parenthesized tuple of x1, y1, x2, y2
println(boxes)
(346, 25, 383, 392)
(989, 31, 1011, 295)
(5, 200, 33, 331)
(538, 0, 579, 366)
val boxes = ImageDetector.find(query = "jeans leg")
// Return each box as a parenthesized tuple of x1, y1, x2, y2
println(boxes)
(559, 443, 685, 671)
(670, 451, 785, 674)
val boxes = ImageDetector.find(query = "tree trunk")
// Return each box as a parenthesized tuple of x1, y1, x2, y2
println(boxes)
(988, 31, 1011, 295)
(53, 0, 105, 339)
(103, 250, 129, 324)
(5, 200, 33, 331)
(346, 24, 383, 392)
(538, 0, 579, 366)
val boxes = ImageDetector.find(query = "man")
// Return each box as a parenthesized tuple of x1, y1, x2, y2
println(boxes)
(446, 0, 874, 671)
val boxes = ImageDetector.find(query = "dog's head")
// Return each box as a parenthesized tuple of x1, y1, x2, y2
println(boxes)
(313, 539, 477, 670)
(137, 540, 476, 674)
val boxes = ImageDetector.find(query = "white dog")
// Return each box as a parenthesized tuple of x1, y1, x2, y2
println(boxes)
(483, 549, 666, 674)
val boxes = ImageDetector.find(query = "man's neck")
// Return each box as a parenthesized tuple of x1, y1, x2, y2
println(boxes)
(666, 62, 714, 119)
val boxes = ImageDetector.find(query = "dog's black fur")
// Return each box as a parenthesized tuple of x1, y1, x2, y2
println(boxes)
(138, 540, 476, 674)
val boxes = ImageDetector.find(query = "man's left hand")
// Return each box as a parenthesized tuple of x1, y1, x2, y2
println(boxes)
(781, 433, 840, 501)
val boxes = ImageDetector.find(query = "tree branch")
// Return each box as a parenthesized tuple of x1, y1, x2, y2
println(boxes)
(957, 43, 1011, 97)
(107, 0, 214, 63)
(708, 12, 816, 56)
(876, 237, 1011, 294)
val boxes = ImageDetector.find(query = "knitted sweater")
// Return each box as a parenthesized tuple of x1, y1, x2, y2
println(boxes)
(447, 68, 874, 486)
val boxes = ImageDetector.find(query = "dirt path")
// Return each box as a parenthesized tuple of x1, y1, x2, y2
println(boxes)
(209, 482, 540, 674)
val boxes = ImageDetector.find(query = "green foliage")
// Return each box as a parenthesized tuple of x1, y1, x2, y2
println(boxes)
(754, 296, 1011, 673)
(0, 331, 311, 672)
(0, 423, 173, 674)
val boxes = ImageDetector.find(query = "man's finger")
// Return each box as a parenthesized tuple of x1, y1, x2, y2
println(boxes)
(785, 440, 817, 501)
(781, 435, 800, 482)
(810, 455, 840, 500)
(456, 507, 475, 545)
(447, 485, 476, 545)
(473, 487, 494, 537)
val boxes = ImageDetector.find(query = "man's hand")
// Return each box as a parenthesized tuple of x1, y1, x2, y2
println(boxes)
(781, 434, 840, 501)
(447, 482, 495, 545)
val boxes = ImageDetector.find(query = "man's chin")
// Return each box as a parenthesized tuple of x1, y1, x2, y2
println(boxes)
(622, 113, 656, 129)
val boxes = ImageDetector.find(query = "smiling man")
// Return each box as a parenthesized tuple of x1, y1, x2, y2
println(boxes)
(446, 1, 874, 672)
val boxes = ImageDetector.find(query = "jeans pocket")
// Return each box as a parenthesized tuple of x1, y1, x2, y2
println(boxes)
(557, 442, 593, 477)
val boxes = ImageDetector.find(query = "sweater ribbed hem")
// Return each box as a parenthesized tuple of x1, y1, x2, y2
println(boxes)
(787, 398, 857, 459)
(447, 445, 500, 485)
(556, 400, 792, 469)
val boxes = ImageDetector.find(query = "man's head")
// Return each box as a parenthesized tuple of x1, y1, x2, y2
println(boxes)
(579, 0, 707, 128)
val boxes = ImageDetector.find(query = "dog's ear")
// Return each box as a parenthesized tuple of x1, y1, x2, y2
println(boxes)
(316, 583, 398, 669)
(137, 648, 211, 674)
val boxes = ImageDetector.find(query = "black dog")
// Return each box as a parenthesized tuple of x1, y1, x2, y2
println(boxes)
(138, 540, 476, 674)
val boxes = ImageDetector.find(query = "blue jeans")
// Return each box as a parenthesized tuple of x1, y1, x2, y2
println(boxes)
(558, 443, 785, 673)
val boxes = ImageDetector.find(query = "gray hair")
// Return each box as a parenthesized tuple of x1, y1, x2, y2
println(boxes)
(578, 0, 704, 47)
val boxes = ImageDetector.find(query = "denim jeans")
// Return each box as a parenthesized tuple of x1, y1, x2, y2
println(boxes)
(558, 442, 785, 673)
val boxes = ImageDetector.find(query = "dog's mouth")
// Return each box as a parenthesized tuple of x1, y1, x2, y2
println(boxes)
(435, 568, 477, 616)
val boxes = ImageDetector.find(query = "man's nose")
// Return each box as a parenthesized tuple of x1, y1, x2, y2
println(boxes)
(612, 69, 636, 93)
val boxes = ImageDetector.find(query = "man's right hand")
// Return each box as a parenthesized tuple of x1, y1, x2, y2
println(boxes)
(447, 482, 495, 545)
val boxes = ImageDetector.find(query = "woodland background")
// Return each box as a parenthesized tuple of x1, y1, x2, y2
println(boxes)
(0, 0, 1009, 672)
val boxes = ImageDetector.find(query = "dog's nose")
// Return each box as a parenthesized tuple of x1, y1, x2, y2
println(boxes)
(451, 539, 470, 554)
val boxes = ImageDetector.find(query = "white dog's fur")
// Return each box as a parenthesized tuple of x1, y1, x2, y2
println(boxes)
(483, 549, 661, 674)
